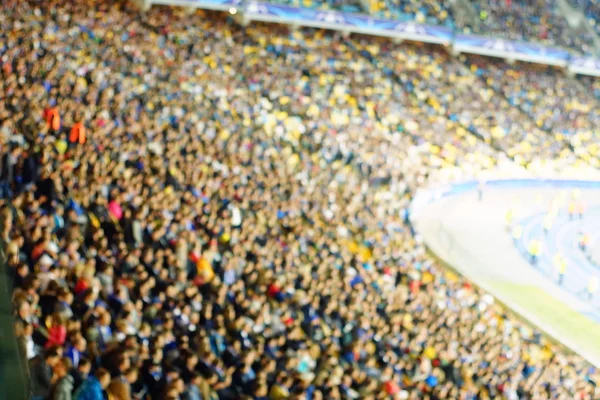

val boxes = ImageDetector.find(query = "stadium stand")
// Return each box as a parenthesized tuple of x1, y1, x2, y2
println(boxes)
(467, 57, 600, 168)
(371, 0, 455, 27)
(263, 0, 598, 55)
(356, 40, 574, 167)
(572, 0, 600, 35)
(1, 0, 599, 399)
(464, 0, 596, 54)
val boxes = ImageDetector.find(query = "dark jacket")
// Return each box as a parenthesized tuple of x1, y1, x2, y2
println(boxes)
(29, 356, 53, 398)
(71, 368, 87, 393)
(22, 153, 39, 185)
(36, 177, 57, 205)
(0, 152, 17, 182)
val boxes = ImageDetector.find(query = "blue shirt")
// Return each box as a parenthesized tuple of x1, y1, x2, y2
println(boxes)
(65, 346, 81, 368)
(223, 269, 236, 286)
(74, 377, 103, 400)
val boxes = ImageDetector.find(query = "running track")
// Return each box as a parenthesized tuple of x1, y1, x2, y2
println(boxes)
(515, 207, 600, 321)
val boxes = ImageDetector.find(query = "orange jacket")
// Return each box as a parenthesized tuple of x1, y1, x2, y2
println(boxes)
(69, 122, 86, 144)
(44, 107, 60, 131)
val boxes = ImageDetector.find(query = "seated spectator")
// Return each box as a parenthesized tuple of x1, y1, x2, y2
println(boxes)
(74, 368, 111, 400)
(49, 357, 74, 400)
(29, 347, 61, 400)
(71, 357, 92, 393)
(465, 0, 595, 54)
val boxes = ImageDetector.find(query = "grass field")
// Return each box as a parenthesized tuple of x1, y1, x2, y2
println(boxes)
(490, 281, 600, 363)
(428, 244, 600, 366)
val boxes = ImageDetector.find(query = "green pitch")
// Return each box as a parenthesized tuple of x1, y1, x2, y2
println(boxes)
(490, 281, 600, 363)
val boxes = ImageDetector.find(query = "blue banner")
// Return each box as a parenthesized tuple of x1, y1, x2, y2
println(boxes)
(454, 34, 570, 66)
(150, 0, 241, 10)
(569, 56, 600, 77)
(245, 1, 452, 44)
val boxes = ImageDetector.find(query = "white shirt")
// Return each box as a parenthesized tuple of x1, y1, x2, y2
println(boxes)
(230, 205, 242, 227)
(25, 336, 36, 359)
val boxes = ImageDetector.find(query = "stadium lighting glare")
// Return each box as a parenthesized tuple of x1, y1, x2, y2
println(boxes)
(229, 7, 237, 15)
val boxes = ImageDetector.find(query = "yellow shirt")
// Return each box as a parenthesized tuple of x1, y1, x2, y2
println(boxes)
(528, 241, 541, 256)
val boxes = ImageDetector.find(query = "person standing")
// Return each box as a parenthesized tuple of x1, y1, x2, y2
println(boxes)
(528, 239, 541, 266)
(477, 179, 485, 202)
(568, 201, 576, 221)
(43, 103, 61, 133)
(512, 225, 523, 245)
(576, 201, 585, 221)
(69, 116, 87, 146)
(71, 357, 92, 393)
(553, 253, 566, 286)
(579, 232, 590, 252)
(0, 143, 21, 199)
(73, 368, 111, 400)
(49, 357, 74, 400)
(30, 347, 61, 400)
(505, 208, 514, 231)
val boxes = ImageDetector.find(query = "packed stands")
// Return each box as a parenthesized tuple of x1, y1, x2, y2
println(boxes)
(1, 0, 600, 399)
(371, 0, 455, 27)
(271, 0, 596, 55)
(356, 39, 573, 167)
(571, 0, 600, 36)
(468, 57, 600, 168)
(465, 0, 596, 54)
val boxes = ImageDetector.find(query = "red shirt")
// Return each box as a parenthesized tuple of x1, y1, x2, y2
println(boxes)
(74, 278, 90, 296)
(409, 280, 420, 294)
(45, 325, 67, 348)
(268, 283, 281, 298)
(383, 380, 400, 395)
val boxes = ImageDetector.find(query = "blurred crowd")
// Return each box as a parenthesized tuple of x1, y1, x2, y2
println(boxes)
(1, 1, 600, 400)
(371, 0, 454, 27)
(467, 57, 600, 169)
(267, 0, 598, 56)
(466, 0, 596, 55)
(569, 0, 600, 37)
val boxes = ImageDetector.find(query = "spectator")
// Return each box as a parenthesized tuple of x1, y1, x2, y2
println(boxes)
(65, 334, 87, 369)
(0, 144, 21, 199)
(74, 367, 111, 400)
(72, 357, 93, 393)
(29, 347, 61, 400)
(184, 372, 204, 400)
(49, 357, 74, 400)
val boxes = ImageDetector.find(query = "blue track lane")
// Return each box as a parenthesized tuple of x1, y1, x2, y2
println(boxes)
(515, 206, 600, 322)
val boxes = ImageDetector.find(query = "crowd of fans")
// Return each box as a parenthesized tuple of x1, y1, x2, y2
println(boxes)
(467, 57, 600, 168)
(568, 0, 600, 37)
(465, 0, 596, 55)
(2, 1, 600, 400)
(356, 40, 582, 170)
(266, 0, 596, 56)
(371, 0, 455, 27)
